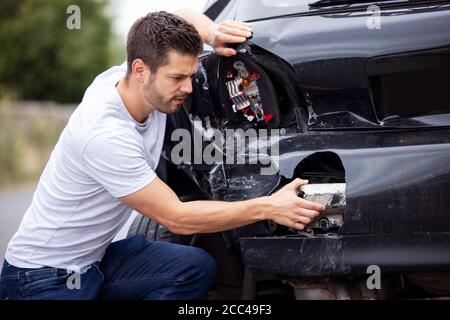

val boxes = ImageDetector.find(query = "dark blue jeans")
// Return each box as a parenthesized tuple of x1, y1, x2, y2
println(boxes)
(0, 235, 217, 300)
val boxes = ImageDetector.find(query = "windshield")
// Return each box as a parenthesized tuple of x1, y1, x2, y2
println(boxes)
(310, 0, 407, 7)
(235, 0, 435, 21)
(236, 0, 311, 21)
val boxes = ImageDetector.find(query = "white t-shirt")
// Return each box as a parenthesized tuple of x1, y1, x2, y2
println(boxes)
(5, 63, 167, 270)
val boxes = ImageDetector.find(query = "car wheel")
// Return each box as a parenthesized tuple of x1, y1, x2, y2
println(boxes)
(126, 214, 193, 245)
(126, 195, 202, 245)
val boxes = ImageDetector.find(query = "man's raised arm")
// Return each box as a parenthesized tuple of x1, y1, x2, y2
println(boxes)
(174, 8, 253, 57)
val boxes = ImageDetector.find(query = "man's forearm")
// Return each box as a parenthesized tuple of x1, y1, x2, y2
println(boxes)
(165, 197, 271, 235)
(122, 177, 323, 236)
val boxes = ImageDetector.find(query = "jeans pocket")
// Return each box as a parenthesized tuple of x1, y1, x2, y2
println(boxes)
(92, 263, 105, 282)
(0, 276, 18, 300)
(19, 268, 71, 297)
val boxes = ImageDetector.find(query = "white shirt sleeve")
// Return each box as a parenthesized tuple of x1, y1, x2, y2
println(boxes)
(82, 130, 156, 198)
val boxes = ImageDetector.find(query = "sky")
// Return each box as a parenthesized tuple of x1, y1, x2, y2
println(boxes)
(111, 0, 210, 40)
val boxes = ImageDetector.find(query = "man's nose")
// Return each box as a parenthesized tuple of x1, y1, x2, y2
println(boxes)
(180, 78, 193, 94)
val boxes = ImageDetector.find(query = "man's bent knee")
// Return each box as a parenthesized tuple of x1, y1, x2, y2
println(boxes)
(191, 247, 217, 283)
(171, 246, 217, 300)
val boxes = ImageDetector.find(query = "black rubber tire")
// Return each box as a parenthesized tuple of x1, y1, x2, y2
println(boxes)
(126, 195, 202, 245)
(127, 215, 192, 245)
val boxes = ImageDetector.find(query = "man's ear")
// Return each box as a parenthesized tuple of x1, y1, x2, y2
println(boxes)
(131, 59, 149, 83)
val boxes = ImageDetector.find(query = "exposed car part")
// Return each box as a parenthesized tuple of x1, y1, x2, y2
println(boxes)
(218, 52, 281, 128)
(188, 42, 302, 130)
(225, 61, 269, 123)
(299, 183, 346, 215)
(298, 183, 346, 233)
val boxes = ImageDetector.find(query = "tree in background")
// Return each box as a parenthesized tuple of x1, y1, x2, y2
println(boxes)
(0, 0, 124, 103)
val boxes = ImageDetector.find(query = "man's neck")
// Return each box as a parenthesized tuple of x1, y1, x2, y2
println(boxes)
(116, 77, 154, 123)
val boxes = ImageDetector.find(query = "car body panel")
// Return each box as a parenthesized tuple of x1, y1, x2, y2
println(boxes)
(162, 0, 450, 279)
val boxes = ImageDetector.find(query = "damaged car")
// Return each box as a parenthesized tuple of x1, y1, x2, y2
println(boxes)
(127, 0, 450, 299)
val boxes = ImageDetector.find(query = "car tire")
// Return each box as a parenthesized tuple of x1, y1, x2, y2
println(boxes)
(127, 214, 193, 245)
(126, 195, 202, 245)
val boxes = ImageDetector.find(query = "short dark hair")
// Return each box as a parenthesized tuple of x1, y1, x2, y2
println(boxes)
(126, 11, 202, 75)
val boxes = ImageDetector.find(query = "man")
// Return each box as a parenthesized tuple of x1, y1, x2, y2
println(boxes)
(0, 10, 325, 300)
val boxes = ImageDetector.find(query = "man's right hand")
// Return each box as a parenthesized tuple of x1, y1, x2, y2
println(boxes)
(265, 178, 326, 230)
(174, 9, 252, 57)
(206, 20, 252, 57)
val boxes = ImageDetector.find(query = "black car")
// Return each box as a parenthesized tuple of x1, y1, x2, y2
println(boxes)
(127, 0, 450, 299)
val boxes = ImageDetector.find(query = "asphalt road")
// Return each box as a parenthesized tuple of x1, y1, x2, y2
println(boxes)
(0, 184, 35, 271)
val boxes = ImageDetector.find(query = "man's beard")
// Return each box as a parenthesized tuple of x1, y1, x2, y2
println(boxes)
(143, 78, 187, 114)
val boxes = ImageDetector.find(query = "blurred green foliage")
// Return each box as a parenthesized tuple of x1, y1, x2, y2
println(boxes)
(0, 0, 124, 103)
(0, 104, 25, 185)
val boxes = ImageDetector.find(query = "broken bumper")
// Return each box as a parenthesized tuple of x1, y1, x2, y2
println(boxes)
(240, 232, 450, 279)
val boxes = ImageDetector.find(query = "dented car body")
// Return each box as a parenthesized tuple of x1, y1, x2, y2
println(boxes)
(131, 0, 450, 298)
